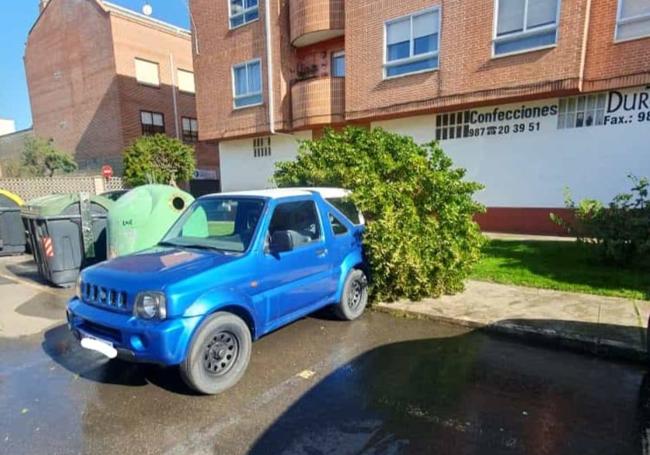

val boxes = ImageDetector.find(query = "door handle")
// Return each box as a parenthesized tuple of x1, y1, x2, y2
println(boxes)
(315, 248, 328, 257)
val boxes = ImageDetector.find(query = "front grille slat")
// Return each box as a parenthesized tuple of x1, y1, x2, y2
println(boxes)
(81, 281, 129, 312)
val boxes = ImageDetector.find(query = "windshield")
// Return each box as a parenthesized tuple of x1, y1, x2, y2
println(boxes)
(161, 197, 266, 253)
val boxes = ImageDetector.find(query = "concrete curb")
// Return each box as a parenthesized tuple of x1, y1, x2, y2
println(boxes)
(373, 305, 647, 364)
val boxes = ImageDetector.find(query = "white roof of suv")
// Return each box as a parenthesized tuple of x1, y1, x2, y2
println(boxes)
(217, 187, 351, 200)
(209, 187, 365, 224)
(219, 188, 311, 199)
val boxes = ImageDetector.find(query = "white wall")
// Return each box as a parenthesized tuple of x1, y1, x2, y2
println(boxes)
(220, 131, 312, 191)
(373, 87, 650, 208)
(0, 119, 16, 136)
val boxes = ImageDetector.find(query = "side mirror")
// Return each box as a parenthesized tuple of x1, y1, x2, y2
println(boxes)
(269, 230, 294, 254)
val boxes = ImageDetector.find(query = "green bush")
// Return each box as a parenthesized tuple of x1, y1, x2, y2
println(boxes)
(551, 175, 650, 267)
(274, 127, 485, 302)
(123, 134, 195, 187)
(17, 137, 77, 177)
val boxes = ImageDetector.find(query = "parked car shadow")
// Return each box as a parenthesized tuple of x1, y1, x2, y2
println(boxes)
(41, 324, 199, 395)
(41, 314, 650, 453)
(248, 325, 649, 455)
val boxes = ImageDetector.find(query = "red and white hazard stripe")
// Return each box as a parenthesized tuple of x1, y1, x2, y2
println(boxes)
(42, 237, 54, 258)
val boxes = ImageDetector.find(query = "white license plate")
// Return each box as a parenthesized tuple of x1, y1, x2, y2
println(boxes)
(80, 333, 118, 359)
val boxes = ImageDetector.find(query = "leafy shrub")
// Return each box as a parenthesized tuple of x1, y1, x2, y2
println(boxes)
(274, 127, 485, 302)
(123, 134, 195, 187)
(551, 175, 650, 267)
(16, 136, 77, 177)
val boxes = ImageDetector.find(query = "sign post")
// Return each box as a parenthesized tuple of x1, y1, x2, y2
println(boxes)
(102, 165, 113, 180)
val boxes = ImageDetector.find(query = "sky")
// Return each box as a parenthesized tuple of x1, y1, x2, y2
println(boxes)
(0, 0, 190, 132)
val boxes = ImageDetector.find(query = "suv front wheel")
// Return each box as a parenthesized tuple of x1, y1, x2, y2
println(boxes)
(334, 269, 369, 321)
(180, 312, 252, 395)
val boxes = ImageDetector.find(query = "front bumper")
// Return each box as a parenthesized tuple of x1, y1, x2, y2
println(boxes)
(67, 297, 202, 366)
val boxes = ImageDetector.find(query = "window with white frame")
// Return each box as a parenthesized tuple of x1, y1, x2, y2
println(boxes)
(134, 58, 160, 87)
(384, 8, 440, 78)
(229, 0, 259, 29)
(616, 0, 650, 41)
(332, 51, 345, 77)
(493, 0, 560, 56)
(557, 93, 607, 129)
(177, 69, 195, 94)
(232, 59, 262, 108)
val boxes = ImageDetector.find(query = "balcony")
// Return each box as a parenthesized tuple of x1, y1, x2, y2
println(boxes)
(291, 77, 345, 129)
(290, 0, 344, 48)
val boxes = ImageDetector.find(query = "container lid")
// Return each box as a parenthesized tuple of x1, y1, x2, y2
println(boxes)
(21, 193, 114, 217)
(0, 189, 24, 208)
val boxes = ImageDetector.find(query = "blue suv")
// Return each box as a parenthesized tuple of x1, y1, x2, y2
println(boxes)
(67, 188, 368, 394)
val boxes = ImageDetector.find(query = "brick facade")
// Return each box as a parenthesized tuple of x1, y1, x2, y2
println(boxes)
(191, 0, 650, 233)
(583, 0, 650, 92)
(193, 0, 650, 137)
(345, 0, 589, 121)
(25, 0, 219, 180)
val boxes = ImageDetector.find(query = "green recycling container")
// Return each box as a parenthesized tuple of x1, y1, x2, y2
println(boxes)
(107, 185, 195, 258)
(0, 189, 27, 256)
(21, 193, 113, 287)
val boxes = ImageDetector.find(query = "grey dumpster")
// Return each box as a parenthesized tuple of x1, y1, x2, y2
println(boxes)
(21, 193, 113, 287)
(0, 190, 26, 256)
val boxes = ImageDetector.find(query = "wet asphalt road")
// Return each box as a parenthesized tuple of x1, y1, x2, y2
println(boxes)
(1, 305, 649, 454)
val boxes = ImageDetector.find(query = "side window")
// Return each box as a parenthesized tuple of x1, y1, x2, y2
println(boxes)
(232, 59, 263, 108)
(331, 51, 345, 77)
(229, 0, 259, 29)
(493, 0, 560, 56)
(616, 0, 650, 41)
(384, 8, 440, 78)
(268, 201, 321, 248)
(326, 198, 362, 225)
(329, 213, 348, 236)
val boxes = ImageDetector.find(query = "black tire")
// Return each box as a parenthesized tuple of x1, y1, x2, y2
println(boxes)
(334, 269, 369, 321)
(180, 312, 252, 395)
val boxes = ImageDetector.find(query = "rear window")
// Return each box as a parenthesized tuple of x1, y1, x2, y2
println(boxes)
(326, 197, 362, 225)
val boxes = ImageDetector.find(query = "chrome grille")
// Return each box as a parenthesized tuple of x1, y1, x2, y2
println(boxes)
(82, 282, 128, 311)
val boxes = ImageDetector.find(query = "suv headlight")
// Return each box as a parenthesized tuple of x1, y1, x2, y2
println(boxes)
(134, 292, 167, 320)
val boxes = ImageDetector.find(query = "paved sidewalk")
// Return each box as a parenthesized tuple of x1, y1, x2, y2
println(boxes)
(376, 280, 650, 362)
(0, 255, 71, 338)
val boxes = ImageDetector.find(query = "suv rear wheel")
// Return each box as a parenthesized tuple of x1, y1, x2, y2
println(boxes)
(180, 312, 252, 395)
(334, 269, 369, 321)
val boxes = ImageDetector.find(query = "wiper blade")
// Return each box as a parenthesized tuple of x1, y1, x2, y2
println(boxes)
(158, 241, 180, 248)
(163, 242, 224, 254)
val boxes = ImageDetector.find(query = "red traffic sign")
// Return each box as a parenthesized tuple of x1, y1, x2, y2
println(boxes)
(101, 165, 113, 179)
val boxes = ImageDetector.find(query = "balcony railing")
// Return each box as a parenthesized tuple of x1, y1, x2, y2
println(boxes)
(291, 77, 345, 129)
(289, 0, 344, 48)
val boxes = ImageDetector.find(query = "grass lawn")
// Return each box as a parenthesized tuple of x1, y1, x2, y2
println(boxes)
(208, 221, 234, 236)
(471, 240, 650, 301)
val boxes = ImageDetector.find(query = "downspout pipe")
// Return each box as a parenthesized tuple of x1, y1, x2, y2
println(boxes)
(170, 53, 181, 139)
(264, 0, 276, 134)
(184, 0, 200, 55)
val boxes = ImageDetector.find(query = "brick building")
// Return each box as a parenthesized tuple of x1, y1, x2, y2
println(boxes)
(191, 0, 650, 234)
(25, 0, 220, 191)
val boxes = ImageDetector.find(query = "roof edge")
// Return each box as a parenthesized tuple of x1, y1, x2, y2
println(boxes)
(0, 128, 34, 140)
(103, 1, 191, 38)
(28, 0, 190, 39)
(28, 0, 108, 36)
